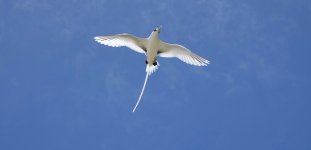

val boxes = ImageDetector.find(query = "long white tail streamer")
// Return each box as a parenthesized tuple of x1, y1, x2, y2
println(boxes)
(132, 71, 149, 112)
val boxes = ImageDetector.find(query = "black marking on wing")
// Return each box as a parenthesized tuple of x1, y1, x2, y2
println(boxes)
(142, 46, 147, 53)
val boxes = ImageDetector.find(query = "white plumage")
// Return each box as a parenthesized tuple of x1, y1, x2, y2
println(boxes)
(94, 26, 209, 112)
(94, 34, 147, 54)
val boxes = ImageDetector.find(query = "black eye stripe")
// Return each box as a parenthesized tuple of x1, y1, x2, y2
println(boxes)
(153, 29, 157, 31)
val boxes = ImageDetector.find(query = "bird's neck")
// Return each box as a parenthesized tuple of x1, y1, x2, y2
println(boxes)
(148, 33, 159, 40)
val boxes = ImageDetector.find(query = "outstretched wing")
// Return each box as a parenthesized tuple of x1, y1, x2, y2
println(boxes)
(94, 34, 147, 54)
(158, 42, 209, 66)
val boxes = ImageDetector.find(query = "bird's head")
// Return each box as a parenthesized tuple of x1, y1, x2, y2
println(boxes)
(153, 25, 162, 34)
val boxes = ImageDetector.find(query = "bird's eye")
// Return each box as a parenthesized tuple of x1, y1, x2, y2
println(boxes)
(153, 29, 157, 32)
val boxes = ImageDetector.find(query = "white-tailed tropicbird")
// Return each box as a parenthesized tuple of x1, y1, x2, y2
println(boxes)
(94, 26, 210, 112)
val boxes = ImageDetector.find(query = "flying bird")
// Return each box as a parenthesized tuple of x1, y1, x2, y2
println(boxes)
(94, 26, 209, 112)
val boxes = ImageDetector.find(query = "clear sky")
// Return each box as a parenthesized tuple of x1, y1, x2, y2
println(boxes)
(1, 0, 311, 149)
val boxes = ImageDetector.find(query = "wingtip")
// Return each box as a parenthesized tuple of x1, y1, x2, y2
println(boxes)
(206, 60, 210, 65)
(94, 36, 106, 44)
(196, 60, 210, 66)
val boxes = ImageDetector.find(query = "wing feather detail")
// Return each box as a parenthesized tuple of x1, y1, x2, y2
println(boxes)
(158, 42, 209, 66)
(94, 34, 147, 54)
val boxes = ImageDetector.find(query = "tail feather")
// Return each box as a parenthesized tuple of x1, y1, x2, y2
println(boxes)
(132, 72, 149, 112)
(146, 62, 159, 76)
(132, 63, 159, 112)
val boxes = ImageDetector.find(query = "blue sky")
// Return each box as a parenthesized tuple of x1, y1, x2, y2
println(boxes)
(1, 0, 311, 149)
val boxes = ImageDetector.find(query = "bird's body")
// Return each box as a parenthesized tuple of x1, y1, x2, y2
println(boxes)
(146, 32, 159, 64)
(146, 30, 161, 74)
(94, 26, 209, 112)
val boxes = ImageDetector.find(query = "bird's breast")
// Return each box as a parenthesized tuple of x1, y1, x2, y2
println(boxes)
(146, 39, 160, 64)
